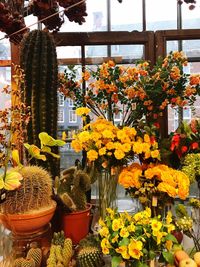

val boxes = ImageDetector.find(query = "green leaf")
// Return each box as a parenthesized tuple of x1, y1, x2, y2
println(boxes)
(24, 143, 30, 150)
(119, 237, 129, 246)
(165, 233, 178, 244)
(112, 256, 122, 267)
(39, 132, 66, 148)
(162, 251, 174, 265)
(148, 250, 156, 260)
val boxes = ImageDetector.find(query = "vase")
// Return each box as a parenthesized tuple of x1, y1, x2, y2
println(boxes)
(97, 167, 120, 219)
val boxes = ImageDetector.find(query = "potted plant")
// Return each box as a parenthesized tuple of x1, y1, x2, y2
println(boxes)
(55, 165, 92, 245)
(0, 132, 66, 235)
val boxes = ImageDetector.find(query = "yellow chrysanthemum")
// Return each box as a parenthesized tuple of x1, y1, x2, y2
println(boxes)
(99, 147, 106, 156)
(71, 139, 82, 152)
(106, 141, 115, 150)
(75, 107, 90, 116)
(114, 149, 125, 160)
(87, 150, 98, 161)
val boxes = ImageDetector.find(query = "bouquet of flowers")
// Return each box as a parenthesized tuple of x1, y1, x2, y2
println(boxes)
(71, 116, 160, 217)
(118, 163, 190, 216)
(59, 51, 200, 127)
(98, 207, 178, 267)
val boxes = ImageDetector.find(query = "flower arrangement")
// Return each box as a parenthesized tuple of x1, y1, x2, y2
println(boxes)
(71, 116, 160, 167)
(59, 51, 200, 127)
(98, 207, 178, 267)
(118, 163, 190, 216)
(71, 116, 160, 217)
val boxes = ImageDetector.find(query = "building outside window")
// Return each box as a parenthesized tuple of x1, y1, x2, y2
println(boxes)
(68, 99, 74, 107)
(174, 108, 191, 131)
(58, 94, 64, 106)
(69, 110, 77, 123)
(58, 109, 64, 123)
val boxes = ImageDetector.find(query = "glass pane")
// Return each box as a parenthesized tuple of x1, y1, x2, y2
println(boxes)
(167, 41, 179, 54)
(85, 45, 108, 64)
(182, 3, 200, 29)
(146, 0, 177, 30)
(59, 0, 107, 32)
(183, 40, 200, 58)
(110, 0, 142, 31)
(111, 44, 144, 62)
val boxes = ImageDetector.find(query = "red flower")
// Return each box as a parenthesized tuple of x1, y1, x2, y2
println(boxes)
(191, 142, 199, 150)
(153, 122, 160, 129)
(181, 146, 188, 153)
(170, 134, 180, 151)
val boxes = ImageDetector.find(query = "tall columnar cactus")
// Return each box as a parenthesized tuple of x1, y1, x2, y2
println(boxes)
(20, 29, 59, 178)
(0, 166, 53, 214)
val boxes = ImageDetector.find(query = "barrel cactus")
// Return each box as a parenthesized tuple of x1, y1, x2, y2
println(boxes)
(76, 247, 103, 267)
(0, 165, 53, 214)
(20, 29, 59, 178)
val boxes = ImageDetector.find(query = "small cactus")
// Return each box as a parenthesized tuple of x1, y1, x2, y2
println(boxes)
(47, 233, 73, 267)
(56, 167, 91, 211)
(21, 258, 35, 267)
(13, 257, 24, 267)
(0, 166, 52, 214)
(77, 247, 103, 267)
(27, 247, 42, 267)
(62, 238, 73, 267)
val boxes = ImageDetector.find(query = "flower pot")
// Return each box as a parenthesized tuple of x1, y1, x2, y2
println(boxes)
(61, 203, 92, 245)
(0, 200, 56, 235)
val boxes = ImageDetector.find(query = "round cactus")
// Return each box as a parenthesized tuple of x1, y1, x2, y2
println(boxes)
(77, 247, 103, 267)
(0, 166, 53, 214)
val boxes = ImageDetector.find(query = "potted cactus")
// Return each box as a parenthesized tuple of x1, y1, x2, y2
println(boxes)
(55, 166, 92, 245)
(0, 132, 65, 235)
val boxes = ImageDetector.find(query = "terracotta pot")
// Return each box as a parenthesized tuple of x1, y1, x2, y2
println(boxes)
(62, 203, 92, 245)
(0, 200, 56, 235)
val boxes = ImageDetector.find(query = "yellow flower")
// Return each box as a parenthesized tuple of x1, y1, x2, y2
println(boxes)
(106, 141, 115, 150)
(166, 211, 173, 224)
(114, 149, 125, 160)
(102, 129, 115, 139)
(166, 240, 173, 251)
(151, 219, 162, 232)
(112, 218, 123, 231)
(116, 245, 129, 259)
(127, 222, 135, 232)
(75, 107, 90, 116)
(78, 131, 91, 142)
(144, 134, 150, 143)
(106, 208, 115, 219)
(99, 147, 106, 156)
(71, 139, 82, 152)
(101, 238, 111, 249)
(132, 142, 143, 154)
(119, 227, 129, 238)
(128, 239, 143, 259)
(99, 226, 109, 237)
(99, 217, 106, 227)
(122, 143, 131, 152)
(111, 234, 119, 243)
(87, 150, 98, 161)
(151, 149, 160, 159)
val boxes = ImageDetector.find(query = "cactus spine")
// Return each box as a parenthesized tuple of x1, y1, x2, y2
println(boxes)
(20, 29, 59, 178)
(27, 247, 42, 267)
(47, 232, 73, 267)
(77, 247, 103, 267)
(0, 166, 53, 214)
(57, 167, 91, 211)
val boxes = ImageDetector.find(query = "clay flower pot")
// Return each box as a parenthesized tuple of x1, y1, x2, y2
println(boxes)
(62, 203, 92, 245)
(0, 200, 56, 235)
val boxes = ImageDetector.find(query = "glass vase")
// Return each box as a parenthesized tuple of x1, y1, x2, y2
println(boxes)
(97, 167, 120, 219)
